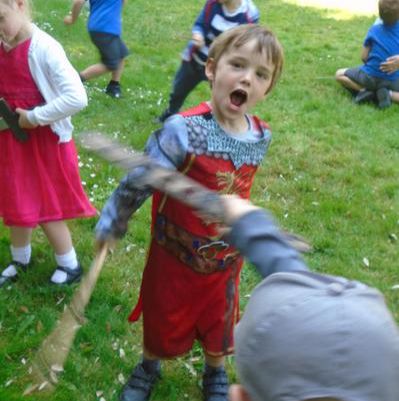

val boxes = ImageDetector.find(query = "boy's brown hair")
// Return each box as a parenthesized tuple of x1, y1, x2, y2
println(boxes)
(207, 24, 284, 94)
(379, 0, 399, 25)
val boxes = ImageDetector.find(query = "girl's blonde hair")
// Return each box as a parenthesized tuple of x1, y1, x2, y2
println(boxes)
(0, 0, 32, 20)
(208, 24, 284, 95)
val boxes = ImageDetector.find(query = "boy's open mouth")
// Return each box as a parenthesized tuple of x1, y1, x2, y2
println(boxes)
(230, 89, 247, 107)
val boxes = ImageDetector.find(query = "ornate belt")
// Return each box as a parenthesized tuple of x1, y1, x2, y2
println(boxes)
(153, 214, 241, 274)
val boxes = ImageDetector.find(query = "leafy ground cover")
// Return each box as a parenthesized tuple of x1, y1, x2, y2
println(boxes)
(1, 1, 398, 400)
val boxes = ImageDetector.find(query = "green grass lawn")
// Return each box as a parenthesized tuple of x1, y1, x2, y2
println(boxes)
(1, 0, 399, 400)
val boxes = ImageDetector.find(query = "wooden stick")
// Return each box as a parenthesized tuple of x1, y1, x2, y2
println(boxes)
(26, 245, 108, 393)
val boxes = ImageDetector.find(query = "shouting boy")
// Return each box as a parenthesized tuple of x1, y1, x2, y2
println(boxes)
(96, 24, 283, 401)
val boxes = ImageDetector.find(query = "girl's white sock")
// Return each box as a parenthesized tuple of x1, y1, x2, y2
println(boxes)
(2, 244, 32, 277)
(51, 247, 78, 283)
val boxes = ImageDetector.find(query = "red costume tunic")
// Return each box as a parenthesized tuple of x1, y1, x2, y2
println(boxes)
(0, 39, 95, 227)
(128, 103, 271, 358)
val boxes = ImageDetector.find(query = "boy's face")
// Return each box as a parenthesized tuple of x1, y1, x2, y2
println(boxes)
(206, 39, 274, 125)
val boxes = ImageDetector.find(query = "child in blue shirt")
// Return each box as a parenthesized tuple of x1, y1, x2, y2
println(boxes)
(335, 0, 399, 108)
(157, 0, 259, 122)
(64, 0, 129, 98)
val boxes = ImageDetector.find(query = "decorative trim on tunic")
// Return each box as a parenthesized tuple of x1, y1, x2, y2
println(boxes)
(186, 115, 270, 169)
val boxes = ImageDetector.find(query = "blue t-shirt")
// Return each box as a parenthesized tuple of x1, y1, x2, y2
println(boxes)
(361, 21, 399, 81)
(87, 0, 123, 36)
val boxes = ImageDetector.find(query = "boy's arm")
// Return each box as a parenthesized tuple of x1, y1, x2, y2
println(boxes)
(247, 2, 260, 23)
(191, 1, 209, 43)
(95, 115, 189, 241)
(362, 25, 376, 63)
(361, 46, 370, 63)
(64, 0, 86, 25)
(223, 197, 308, 278)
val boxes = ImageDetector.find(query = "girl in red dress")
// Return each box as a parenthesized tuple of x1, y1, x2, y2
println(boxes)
(0, 0, 96, 287)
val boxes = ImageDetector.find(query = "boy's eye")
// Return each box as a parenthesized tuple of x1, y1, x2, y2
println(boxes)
(257, 71, 269, 79)
(231, 61, 243, 69)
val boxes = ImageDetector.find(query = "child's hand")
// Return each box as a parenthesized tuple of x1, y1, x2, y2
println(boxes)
(15, 108, 38, 129)
(221, 195, 260, 225)
(63, 15, 74, 25)
(380, 55, 399, 74)
(192, 33, 205, 49)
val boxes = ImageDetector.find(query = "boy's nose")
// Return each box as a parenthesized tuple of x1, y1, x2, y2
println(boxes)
(240, 70, 253, 86)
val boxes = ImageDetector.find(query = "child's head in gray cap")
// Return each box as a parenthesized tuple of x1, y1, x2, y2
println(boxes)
(234, 271, 399, 401)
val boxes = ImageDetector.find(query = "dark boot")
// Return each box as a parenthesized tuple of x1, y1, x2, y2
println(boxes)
(376, 88, 391, 109)
(354, 89, 376, 104)
(202, 366, 229, 401)
(105, 81, 122, 99)
(120, 361, 160, 401)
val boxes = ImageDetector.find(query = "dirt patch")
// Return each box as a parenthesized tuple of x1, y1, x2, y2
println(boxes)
(283, 0, 377, 17)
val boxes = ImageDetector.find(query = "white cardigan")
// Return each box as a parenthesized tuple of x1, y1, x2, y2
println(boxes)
(26, 24, 87, 143)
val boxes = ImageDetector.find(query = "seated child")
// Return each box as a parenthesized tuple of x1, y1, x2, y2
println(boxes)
(96, 24, 283, 401)
(157, 0, 259, 122)
(218, 196, 399, 401)
(335, 0, 399, 108)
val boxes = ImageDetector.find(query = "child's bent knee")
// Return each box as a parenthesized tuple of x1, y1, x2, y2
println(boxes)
(335, 68, 347, 81)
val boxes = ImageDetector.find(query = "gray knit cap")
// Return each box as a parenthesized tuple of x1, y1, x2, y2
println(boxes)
(235, 271, 399, 401)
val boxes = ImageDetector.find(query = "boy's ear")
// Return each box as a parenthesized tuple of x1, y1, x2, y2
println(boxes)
(205, 57, 216, 82)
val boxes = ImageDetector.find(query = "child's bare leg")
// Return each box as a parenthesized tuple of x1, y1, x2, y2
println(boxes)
(41, 221, 81, 284)
(10, 226, 32, 247)
(335, 68, 363, 91)
(41, 221, 72, 254)
(203, 353, 228, 401)
(143, 346, 159, 361)
(390, 90, 399, 104)
(111, 59, 125, 82)
(105, 60, 124, 98)
(9, 226, 32, 266)
(205, 353, 225, 368)
(80, 63, 109, 81)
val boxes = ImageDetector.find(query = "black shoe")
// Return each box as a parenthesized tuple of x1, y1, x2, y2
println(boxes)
(376, 88, 391, 109)
(0, 261, 29, 288)
(154, 109, 174, 124)
(105, 82, 122, 99)
(354, 90, 375, 104)
(120, 362, 160, 401)
(202, 366, 229, 401)
(50, 264, 83, 285)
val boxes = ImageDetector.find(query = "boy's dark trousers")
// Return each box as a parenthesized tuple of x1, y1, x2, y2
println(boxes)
(168, 58, 208, 114)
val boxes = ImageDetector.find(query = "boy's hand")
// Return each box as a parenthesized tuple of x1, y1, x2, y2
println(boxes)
(15, 108, 38, 129)
(380, 55, 399, 74)
(63, 14, 74, 25)
(192, 32, 205, 48)
(221, 195, 260, 225)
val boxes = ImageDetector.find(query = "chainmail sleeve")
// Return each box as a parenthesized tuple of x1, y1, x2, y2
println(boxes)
(95, 115, 189, 240)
